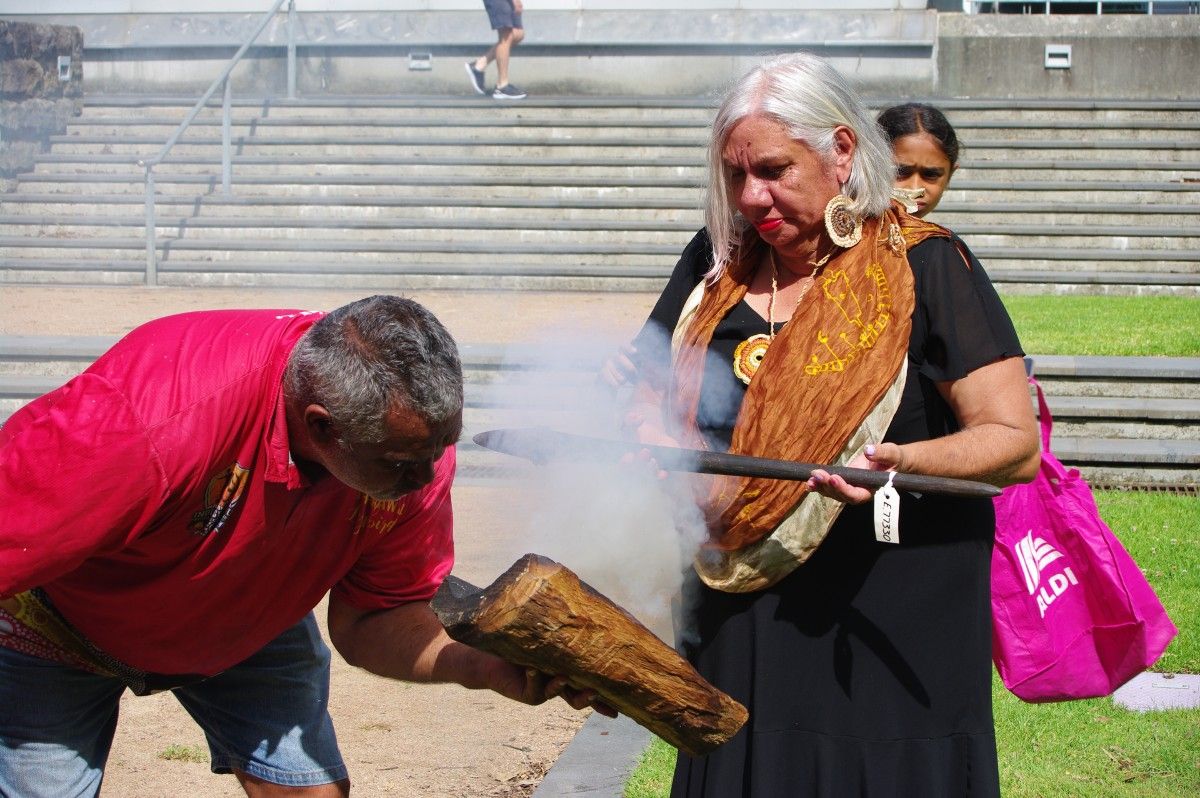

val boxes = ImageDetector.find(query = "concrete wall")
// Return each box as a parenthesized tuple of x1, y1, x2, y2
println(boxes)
(936, 14, 1200, 99)
(0, 2, 931, 13)
(1, 8, 1196, 99)
(3, 9, 938, 97)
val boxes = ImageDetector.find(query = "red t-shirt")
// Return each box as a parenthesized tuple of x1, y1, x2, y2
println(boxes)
(0, 309, 455, 675)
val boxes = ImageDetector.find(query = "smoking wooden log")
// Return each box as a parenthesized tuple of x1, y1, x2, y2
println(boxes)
(430, 553, 748, 757)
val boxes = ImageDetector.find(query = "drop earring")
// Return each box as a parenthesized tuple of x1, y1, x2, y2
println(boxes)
(823, 190, 862, 249)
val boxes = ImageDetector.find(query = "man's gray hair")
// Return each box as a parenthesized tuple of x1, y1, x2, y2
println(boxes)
(704, 52, 896, 280)
(285, 295, 463, 445)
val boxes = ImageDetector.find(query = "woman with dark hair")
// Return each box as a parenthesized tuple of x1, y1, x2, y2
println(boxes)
(620, 55, 1039, 796)
(877, 103, 960, 218)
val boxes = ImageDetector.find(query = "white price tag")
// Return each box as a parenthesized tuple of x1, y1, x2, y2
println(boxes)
(874, 471, 900, 545)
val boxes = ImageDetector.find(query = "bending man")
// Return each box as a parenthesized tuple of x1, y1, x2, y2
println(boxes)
(0, 295, 599, 797)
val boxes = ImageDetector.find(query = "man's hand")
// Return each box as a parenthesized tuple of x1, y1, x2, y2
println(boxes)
(485, 657, 618, 718)
(328, 595, 617, 717)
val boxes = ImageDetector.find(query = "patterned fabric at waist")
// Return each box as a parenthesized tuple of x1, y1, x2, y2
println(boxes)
(0, 589, 210, 695)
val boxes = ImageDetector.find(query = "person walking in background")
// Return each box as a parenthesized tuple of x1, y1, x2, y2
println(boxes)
(465, 0, 527, 100)
(876, 102, 960, 218)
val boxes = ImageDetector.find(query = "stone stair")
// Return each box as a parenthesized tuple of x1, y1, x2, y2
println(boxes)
(1, 335, 1196, 488)
(1, 95, 1198, 294)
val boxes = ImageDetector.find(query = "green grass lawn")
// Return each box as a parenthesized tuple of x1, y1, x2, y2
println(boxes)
(1000, 295, 1200, 357)
(624, 491, 1200, 798)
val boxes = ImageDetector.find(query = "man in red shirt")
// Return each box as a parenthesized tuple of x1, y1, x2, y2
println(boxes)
(0, 295, 598, 797)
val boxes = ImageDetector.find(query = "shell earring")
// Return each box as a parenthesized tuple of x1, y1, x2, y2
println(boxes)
(823, 192, 862, 249)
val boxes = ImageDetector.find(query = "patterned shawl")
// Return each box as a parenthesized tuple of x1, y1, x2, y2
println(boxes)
(670, 202, 949, 591)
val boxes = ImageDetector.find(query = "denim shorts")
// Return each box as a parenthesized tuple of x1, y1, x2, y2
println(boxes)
(484, 0, 522, 30)
(0, 613, 347, 796)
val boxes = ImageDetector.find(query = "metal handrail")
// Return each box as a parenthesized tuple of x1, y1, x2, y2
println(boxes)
(136, 0, 297, 286)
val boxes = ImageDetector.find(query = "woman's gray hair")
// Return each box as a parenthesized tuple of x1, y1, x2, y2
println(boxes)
(285, 295, 463, 446)
(704, 52, 897, 280)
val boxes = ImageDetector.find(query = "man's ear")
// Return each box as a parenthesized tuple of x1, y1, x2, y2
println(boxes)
(303, 404, 337, 446)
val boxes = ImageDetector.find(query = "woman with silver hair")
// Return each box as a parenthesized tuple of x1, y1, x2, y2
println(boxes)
(622, 53, 1038, 796)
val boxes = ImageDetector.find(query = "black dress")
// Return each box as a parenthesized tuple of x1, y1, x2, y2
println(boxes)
(632, 230, 1023, 798)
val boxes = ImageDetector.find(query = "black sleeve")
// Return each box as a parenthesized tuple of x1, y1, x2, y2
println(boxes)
(629, 228, 713, 373)
(908, 234, 1024, 383)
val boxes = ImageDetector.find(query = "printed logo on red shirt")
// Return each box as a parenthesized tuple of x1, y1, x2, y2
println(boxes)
(350, 495, 408, 537)
(189, 463, 251, 537)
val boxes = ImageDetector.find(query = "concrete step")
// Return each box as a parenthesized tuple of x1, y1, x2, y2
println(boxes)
(53, 141, 1196, 168)
(76, 96, 722, 122)
(5, 215, 1198, 250)
(2, 233, 1196, 262)
(25, 157, 1200, 186)
(59, 99, 1200, 127)
(3, 336, 1195, 487)
(985, 271, 1200, 298)
(63, 106, 1200, 133)
(81, 93, 1200, 109)
(957, 232, 1200, 250)
(0, 194, 703, 223)
(1046, 396, 1200, 421)
(943, 181, 1200, 201)
(1049, 438, 1200, 467)
(61, 122, 1200, 147)
(0, 220, 691, 248)
(2, 261, 1196, 299)
(16, 168, 1200, 195)
(68, 98, 1200, 135)
(6, 95, 1198, 300)
(0, 258, 673, 292)
(8, 174, 704, 202)
(3, 193, 1196, 229)
(28, 159, 707, 182)
(41, 135, 1200, 163)
(46, 131, 705, 150)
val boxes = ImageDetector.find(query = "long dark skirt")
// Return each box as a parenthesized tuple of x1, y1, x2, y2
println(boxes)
(671, 500, 1001, 798)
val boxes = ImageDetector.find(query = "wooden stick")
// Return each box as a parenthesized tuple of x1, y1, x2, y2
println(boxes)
(473, 427, 1002, 499)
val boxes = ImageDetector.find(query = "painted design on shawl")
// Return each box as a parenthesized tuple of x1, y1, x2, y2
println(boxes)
(350, 494, 407, 536)
(887, 223, 906, 256)
(189, 463, 251, 537)
(804, 262, 893, 376)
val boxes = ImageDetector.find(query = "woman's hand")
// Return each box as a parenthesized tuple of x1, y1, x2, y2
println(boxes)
(598, 342, 639, 389)
(619, 403, 681, 481)
(806, 443, 903, 505)
(614, 376, 679, 480)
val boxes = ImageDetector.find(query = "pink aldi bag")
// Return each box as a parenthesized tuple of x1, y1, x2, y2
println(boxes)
(991, 377, 1177, 703)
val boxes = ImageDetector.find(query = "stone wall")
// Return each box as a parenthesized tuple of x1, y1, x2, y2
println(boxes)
(0, 19, 83, 184)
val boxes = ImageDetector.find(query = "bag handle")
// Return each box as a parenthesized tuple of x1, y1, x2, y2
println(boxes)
(1029, 376, 1053, 452)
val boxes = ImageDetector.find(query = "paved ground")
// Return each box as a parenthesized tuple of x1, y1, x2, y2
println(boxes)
(1, 284, 664, 797)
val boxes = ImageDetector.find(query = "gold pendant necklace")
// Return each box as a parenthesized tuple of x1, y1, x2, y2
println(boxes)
(732, 249, 823, 386)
